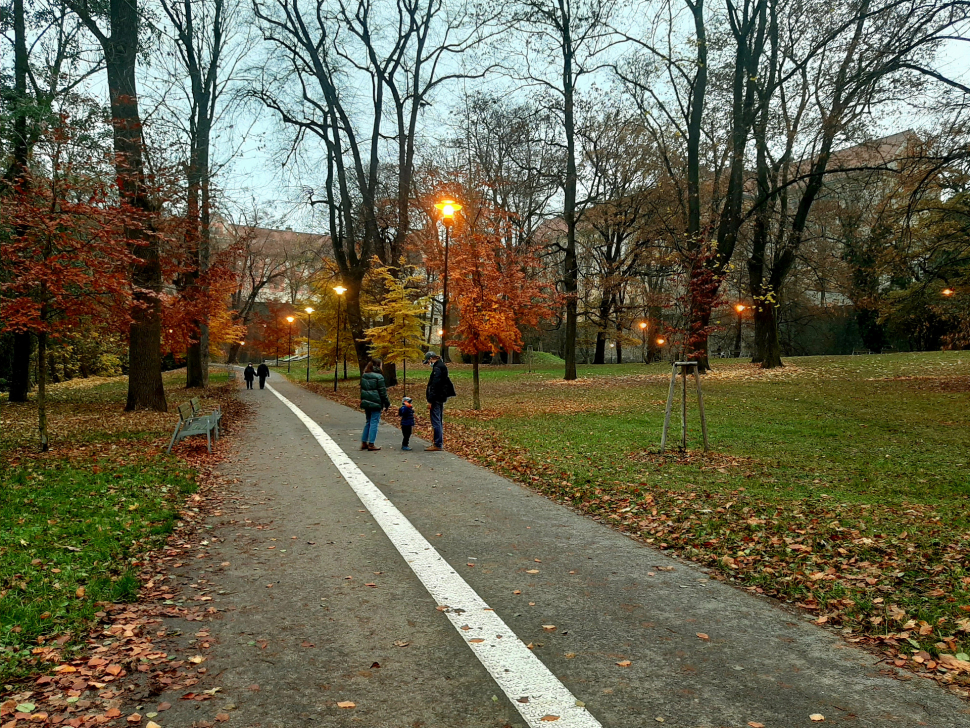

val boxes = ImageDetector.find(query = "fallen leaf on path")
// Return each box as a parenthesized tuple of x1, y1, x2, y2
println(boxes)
(810, 714, 825, 722)
(565, 653, 576, 659)
(215, 714, 230, 722)
(157, 703, 172, 712)
(540, 716, 559, 722)
(526, 569, 540, 574)
(127, 714, 141, 723)
(543, 625, 557, 632)
(336, 701, 356, 709)
(188, 655, 206, 664)
(469, 638, 485, 643)
(147, 723, 162, 728)
(393, 640, 410, 647)
(748, 723, 765, 728)
(616, 660, 632, 667)
(696, 633, 710, 640)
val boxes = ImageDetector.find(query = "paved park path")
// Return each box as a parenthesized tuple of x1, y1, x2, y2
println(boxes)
(160, 374, 969, 728)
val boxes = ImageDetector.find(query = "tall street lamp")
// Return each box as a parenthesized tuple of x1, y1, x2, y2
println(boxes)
(286, 316, 295, 373)
(734, 303, 746, 356)
(333, 285, 346, 392)
(639, 321, 648, 363)
(305, 307, 314, 383)
(434, 198, 462, 359)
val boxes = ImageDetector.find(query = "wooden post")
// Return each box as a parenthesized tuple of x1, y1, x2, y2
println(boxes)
(681, 365, 687, 449)
(692, 366, 709, 452)
(660, 361, 710, 453)
(660, 363, 678, 451)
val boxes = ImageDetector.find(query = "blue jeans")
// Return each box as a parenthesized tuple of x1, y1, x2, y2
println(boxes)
(362, 409, 382, 444)
(429, 402, 444, 448)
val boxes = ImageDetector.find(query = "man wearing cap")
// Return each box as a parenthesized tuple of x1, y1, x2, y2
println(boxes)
(423, 351, 455, 451)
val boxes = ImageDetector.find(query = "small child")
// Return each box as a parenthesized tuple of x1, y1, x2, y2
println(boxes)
(398, 397, 415, 451)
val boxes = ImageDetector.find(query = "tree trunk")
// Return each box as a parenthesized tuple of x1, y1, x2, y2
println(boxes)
(6, 0, 32, 403)
(472, 352, 481, 410)
(384, 362, 398, 388)
(593, 331, 606, 364)
(85, 0, 166, 411)
(37, 330, 48, 452)
(752, 302, 783, 368)
(562, 30, 578, 382)
(616, 337, 623, 364)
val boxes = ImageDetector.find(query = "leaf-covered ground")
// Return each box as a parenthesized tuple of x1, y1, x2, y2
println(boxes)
(0, 369, 241, 689)
(294, 352, 970, 695)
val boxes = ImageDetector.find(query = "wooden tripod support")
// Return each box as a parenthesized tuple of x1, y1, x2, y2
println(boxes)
(661, 361, 709, 452)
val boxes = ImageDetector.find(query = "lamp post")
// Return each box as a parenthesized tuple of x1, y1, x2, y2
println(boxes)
(286, 316, 295, 373)
(639, 321, 648, 363)
(333, 285, 346, 392)
(305, 307, 314, 383)
(734, 303, 746, 357)
(434, 198, 462, 359)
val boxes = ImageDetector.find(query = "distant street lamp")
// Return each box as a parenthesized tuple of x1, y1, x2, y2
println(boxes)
(286, 316, 295, 373)
(434, 198, 462, 359)
(333, 285, 347, 392)
(942, 288, 955, 297)
(305, 307, 314, 383)
(734, 303, 746, 356)
(639, 321, 648, 363)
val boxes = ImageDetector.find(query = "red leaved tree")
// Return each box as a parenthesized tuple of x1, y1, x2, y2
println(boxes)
(1, 118, 137, 450)
(448, 204, 557, 409)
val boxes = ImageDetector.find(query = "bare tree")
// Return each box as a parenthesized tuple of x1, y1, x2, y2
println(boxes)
(251, 0, 492, 373)
(509, 0, 620, 380)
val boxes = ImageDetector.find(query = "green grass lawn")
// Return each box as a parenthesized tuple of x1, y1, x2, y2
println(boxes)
(0, 368, 228, 682)
(284, 352, 970, 681)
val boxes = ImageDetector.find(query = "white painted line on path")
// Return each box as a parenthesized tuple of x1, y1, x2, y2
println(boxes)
(267, 385, 602, 728)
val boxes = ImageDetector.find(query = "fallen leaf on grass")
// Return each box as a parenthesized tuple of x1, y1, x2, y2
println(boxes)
(336, 701, 356, 709)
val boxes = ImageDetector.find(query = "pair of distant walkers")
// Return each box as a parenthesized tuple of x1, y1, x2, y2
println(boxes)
(358, 351, 456, 451)
(243, 363, 270, 390)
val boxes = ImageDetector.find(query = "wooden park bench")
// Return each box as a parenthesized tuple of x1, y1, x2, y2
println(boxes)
(167, 398, 222, 454)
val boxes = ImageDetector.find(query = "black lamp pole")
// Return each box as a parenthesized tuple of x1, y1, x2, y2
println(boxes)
(287, 319, 293, 373)
(333, 295, 340, 392)
(306, 309, 313, 383)
(440, 222, 450, 359)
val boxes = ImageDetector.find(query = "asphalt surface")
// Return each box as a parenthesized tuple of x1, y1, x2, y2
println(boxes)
(158, 374, 970, 728)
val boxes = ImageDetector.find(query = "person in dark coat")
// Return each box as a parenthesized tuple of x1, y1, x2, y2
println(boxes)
(256, 362, 270, 389)
(424, 351, 455, 451)
(243, 364, 256, 389)
(398, 396, 415, 451)
(359, 359, 391, 451)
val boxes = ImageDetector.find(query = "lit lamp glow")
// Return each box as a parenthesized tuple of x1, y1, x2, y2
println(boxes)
(942, 288, 955, 297)
(735, 303, 746, 313)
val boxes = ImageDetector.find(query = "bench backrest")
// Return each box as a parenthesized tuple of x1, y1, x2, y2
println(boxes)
(190, 396, 201, 414)
(177, 402, 194, 421)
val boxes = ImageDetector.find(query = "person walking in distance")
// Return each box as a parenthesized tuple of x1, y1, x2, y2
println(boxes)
(256, 362, 270, 389)
(359, 359, 391, 451)
(243, 364, 256, 390)
(424, 351, 455, 451)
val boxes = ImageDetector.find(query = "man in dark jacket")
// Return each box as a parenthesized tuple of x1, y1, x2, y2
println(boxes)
(256, 362, 270, 389)
(424, 351, 454, 451)
(243, 364, 256, 389)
